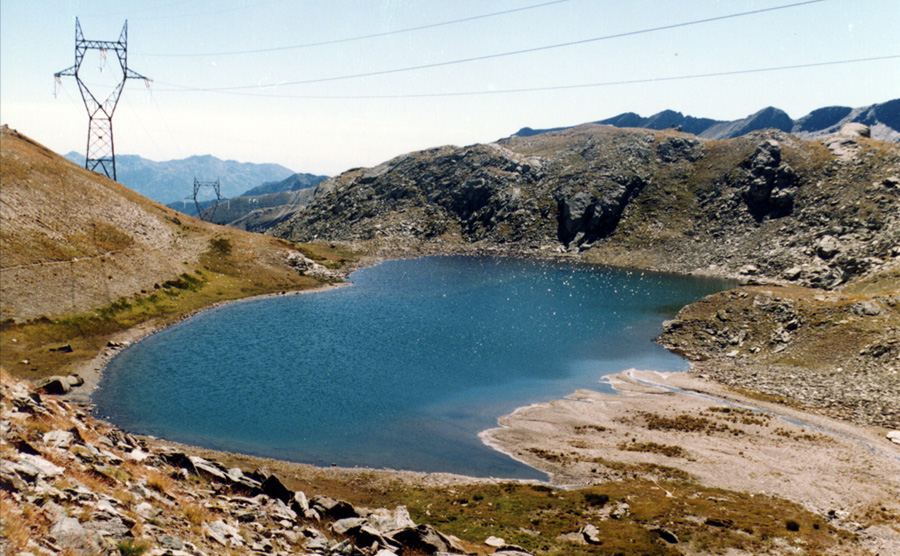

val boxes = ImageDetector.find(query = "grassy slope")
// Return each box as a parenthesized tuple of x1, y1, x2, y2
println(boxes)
(0, 126, 357, 380)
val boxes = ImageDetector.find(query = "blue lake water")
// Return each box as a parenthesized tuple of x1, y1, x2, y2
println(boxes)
(94, 256, 733, 479)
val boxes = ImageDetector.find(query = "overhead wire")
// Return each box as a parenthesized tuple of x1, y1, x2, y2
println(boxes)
(149, 0, 829, 92)
(140, 0, 572, 57)
(150, 55, 900, 100)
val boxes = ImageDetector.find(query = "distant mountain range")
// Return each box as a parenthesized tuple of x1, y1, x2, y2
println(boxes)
(165, 171, 327, 235)
(63, 152, 297, 205)
(513, 99, 900, 142)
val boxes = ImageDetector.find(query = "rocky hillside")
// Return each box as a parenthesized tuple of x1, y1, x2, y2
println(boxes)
(0, 373, 508, 556)
(197, 188, 317, 232)
(272, 123, 899, 428)
(657, 272, 900, 428)
(274, 123, 899, 290)
(242, 172, 329, 198)
(514, 98, 900, 143)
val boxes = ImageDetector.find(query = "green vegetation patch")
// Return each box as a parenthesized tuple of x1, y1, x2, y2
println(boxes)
(301, 478, 854, 556)
(618, 442, 688, 459)
(639, 412, 739, 435)
(294, 242, 360, 269)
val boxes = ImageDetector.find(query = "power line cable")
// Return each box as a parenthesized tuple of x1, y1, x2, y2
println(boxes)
(140, 0, 571, 57)
(151, 54, 899, 100)
(153, 0, 828, 92)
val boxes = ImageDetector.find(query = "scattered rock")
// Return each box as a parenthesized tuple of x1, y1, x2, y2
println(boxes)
(653, 527, 679, 544)
(37, 374, 83, 394)
(580, 523, 602, 544)
(852, 301, 882, 316)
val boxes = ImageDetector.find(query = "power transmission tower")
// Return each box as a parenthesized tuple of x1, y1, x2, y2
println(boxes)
(193, 178, 222, 222)
(54, 18, 149, 181)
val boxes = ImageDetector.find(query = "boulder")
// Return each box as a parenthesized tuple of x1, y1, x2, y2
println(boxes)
(852, 301, 882, 317)
(310, 494, 360, 520)
(37, 375, 83, 395)
(12, 453, 65, 480)
(260, 473, 294, 504)
(204, 519, 244, 547)
(389, 524, 460, 554)
(839, 122, 871, 138)
(887, 431, 900, 445)
(653, 527, 679, 544)
(332, 517, 367, 535)
(368, 505, 417, 533)
(50, 515, 103, 554)
(580, 523, 602, 544)
(188, 456, 228, 482)
(815, 235, 841, 259)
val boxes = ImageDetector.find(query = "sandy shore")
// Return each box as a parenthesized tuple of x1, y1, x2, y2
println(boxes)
(65, 282, 348, 404)
(481, 369, 900, 517)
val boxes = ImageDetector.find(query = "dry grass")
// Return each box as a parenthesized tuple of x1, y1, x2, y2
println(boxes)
(182, 503, 209, 527)
(146, 469, 174, 495)
(0, 495, 34, 552)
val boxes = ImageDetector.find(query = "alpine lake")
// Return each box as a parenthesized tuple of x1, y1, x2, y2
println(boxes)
(94, 256, 734, 479)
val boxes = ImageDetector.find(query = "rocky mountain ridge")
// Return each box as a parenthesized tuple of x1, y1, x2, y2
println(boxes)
(195, 188, 318, 232)
(514, 98, 900, 143)
(272, 122, 900, 429)
(274, 124, 899, 291)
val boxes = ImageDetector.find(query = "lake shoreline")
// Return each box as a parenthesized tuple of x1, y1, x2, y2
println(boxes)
(66, 252, 900, 547)
(65, 281, 351, 404)
(82, 255, 735, 479)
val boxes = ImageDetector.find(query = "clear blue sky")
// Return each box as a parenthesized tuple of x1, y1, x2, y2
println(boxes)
(2, 0, 898, 175)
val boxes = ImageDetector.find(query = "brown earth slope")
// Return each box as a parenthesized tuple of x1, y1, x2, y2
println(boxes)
(0, 125, 352, 381)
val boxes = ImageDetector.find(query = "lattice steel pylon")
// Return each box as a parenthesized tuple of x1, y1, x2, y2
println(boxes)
(194, 178, 222, 222)
(54, 18, 149, 181)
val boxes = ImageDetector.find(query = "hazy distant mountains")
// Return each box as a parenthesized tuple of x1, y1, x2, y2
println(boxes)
(167, 171, 328, 217)
(514, 99, 900, 143)
(63, 152, 297, 205)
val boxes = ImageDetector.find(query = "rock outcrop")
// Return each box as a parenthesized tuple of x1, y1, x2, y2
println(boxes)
(0, 373, 527, 556)
(273, 125, 900, 291)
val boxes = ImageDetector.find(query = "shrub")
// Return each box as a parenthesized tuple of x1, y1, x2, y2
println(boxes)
(116, 538, 150, 556)
(209, 237, 232, 256)
(584, 492, 610, 507)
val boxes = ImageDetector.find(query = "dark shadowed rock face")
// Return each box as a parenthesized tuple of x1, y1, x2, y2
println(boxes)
(793, 106, 854, 132)
(738, 139, 799, 220)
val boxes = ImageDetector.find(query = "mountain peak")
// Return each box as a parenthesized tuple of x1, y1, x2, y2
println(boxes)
(512, 99, 899, 143)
